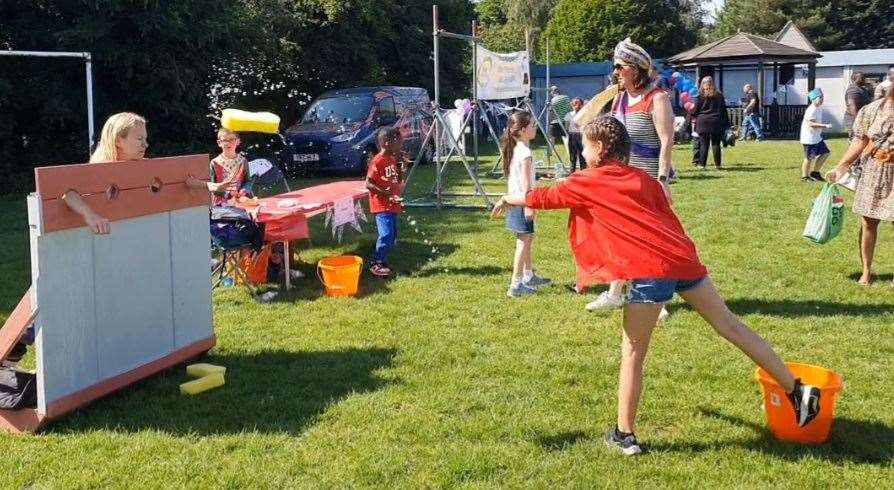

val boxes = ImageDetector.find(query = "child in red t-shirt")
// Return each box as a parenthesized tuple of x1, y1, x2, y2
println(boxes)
(492, 116, 821, 456)
(365, 127, 405, 277)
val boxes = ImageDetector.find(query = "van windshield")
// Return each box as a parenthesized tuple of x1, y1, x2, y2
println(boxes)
(301, 95, 373, 124)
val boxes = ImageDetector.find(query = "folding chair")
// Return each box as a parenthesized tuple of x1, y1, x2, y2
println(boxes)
(210, 206, 264, 296)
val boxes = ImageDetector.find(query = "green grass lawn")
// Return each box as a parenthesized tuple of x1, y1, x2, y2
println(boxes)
(0, 138, 892, 488)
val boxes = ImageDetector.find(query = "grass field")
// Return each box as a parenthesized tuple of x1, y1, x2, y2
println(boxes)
(0, 138, 892, 488)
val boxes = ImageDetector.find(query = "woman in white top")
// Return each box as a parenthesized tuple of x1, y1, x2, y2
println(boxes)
(501, 111, 551, 297)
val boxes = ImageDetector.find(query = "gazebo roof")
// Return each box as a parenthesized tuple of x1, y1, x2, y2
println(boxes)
(668, 32, 820, 64)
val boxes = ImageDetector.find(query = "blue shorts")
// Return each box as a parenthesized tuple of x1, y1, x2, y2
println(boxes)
(803, 140, 830, 160)
(626, 277, 706, 304)
(505, 205, 534, 234)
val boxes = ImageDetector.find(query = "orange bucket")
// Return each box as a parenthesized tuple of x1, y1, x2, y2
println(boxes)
(755, 362, 842, 444)
(316, 255, 363, 297)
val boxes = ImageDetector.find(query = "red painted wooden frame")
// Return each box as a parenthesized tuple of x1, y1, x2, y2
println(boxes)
(35, 155, 210, 233)
(0, 336, 215, 434)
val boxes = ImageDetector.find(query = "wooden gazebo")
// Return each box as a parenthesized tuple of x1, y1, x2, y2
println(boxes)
(668, 24, 822, 136)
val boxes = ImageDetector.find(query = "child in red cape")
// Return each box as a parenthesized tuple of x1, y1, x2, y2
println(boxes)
(491, 116, 821, 456)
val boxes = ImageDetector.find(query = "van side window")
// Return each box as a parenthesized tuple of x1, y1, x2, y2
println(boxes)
(378, 97, 397, 123)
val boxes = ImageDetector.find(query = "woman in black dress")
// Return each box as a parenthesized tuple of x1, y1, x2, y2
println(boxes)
(691, 76, 729, 169)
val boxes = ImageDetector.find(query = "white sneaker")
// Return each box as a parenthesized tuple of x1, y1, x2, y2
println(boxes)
(585, 292, 624, 311)
(257, 291, 279, 302)
(289, 269, 306, 280)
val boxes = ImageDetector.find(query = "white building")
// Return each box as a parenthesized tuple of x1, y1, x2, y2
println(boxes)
(814, 49, 894, 131)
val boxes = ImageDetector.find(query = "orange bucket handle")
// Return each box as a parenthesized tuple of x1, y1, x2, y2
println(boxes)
(316, 263, 344, 292)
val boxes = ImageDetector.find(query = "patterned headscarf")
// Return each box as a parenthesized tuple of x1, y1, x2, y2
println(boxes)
(613, 38, 652, 71)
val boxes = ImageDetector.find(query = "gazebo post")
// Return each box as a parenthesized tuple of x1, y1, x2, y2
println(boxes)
(808, 62, 816, 90)
(757, 58, 767, 135)
(718, 64, 724, 94)
(772, 62, 778, 107)
(757, 59, 765, 105)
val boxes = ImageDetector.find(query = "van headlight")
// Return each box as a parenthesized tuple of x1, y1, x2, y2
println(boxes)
(331, 130, 359, 142)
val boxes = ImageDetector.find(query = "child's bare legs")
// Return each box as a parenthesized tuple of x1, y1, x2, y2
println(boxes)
(512, 233, 533, 284)
(678, 278, 795, 392)
(801, 157, 813, 178)
(523, 236, 534, 279)
(608, 280, 624, 298)
(858, 217, 880, 285)
(617, 303, 662, 433)
(812, 153, 829, 174)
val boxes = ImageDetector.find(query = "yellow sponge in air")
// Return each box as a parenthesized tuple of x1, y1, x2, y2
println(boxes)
(221, 108, 280, 134)
(180, 372, 225, 395)
(186, 363, 226, 378)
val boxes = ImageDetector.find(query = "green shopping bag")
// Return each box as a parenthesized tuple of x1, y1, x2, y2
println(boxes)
(803, 183, 845, 244)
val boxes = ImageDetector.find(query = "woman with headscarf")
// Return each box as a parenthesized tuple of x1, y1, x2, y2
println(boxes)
(586, 38, 674, 318)
(826, 85, 894, 285)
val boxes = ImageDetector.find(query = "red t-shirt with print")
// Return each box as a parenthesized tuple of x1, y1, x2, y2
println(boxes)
(366, 153, 402, 214)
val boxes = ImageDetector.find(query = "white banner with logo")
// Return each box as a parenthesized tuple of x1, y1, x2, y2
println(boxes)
(476, 47, 530, 100)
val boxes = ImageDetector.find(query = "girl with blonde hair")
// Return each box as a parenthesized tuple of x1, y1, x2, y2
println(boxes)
(64, 112, 148, 234)
(89, 112, 148, 163)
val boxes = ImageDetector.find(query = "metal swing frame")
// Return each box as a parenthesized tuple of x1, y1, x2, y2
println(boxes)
(401, 6, 495, 209)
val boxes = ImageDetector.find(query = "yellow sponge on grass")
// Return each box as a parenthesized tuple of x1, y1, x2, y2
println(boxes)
(180, 372, 225, 395)
(186, 363, 226, 378)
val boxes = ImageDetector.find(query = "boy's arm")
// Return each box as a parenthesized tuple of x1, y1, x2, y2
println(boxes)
(806, 108, 832, 129)
(365, 177, 393, 196)
(365, 161, 395, 197)
(186, 168, 235, 193)
(62, 190, 110, 234)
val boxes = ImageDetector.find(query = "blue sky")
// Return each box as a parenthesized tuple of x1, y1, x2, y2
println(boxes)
(705, 0, 725, 21)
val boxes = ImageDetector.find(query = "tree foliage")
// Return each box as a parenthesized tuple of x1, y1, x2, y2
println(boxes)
(0, 0, 473, 194)
(709, 0, 894, 50)
(476, 0, 557, 60)
(542, 0, 699, 63)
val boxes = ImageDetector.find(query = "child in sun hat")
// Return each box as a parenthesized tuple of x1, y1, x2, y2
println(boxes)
(800, 88, 833, 182)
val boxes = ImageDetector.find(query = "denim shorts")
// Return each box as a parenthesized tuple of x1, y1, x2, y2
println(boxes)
(803, 140, 830, 160)
(505, 205, 534, 234)
(626, 277, 706, 304)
